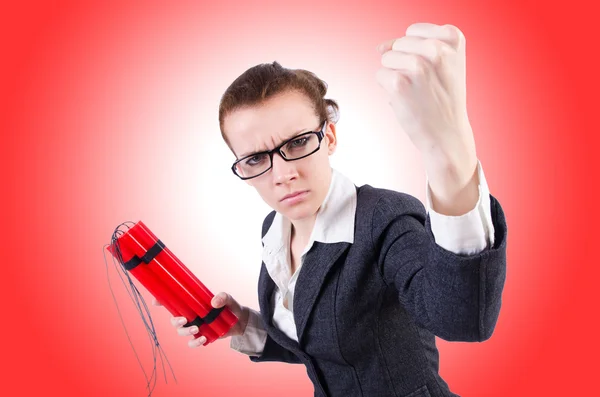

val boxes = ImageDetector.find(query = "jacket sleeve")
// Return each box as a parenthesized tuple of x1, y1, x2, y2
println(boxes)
(231, 307, 302, 364)
(248, 333, 303, 364)
(230, 309, 301, 364)
(230, 308, 268, 356)
(372, 190, 507, 342)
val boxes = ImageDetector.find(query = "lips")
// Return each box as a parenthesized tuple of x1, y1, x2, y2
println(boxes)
(280, 190, 308, 202)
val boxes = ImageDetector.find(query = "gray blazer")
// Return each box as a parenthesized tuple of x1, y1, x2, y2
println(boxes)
(249, 183, 507, 397)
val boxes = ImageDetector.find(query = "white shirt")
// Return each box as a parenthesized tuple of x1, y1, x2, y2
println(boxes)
(230, 160, 495, 355)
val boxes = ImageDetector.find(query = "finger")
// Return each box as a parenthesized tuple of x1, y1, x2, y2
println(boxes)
(177, 325, 199, 337)
(406, 23, 464, 50)
(380, 52, 430, 79)
(376, 67, 411, 96)
(211, 292, 230, 308)
(377, 38, 398, 54)
(188, 336, 207, 348)
(170, 316, 188, 328)
(390, 36, 453, 65)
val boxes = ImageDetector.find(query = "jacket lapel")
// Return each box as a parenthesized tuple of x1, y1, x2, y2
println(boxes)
(256, 263, 301, 352)
(293, 241, 351, 344)
(257, 263, 274, 320)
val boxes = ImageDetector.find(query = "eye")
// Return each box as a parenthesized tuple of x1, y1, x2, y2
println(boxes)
(290, 137, 309, 147)
(244, 153, 268, 166)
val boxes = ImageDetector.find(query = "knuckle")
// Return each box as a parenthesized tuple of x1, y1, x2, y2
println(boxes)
(390, 37, 403, 51)
(443, 24, 458, 36)
(426, 39, 447, 64)
(432, 38, 445, 53)
(444, 24, 465, 45)
(411, 55, 426, 75)
(405, 23, 418, 35)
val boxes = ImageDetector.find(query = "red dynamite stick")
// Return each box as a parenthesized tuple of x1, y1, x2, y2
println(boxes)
(162, 243, 239, 331)
(107, 221, 238, 345)
(142, 262, 220, 343)
(127, 223, 237, 336)
(126, 222, 237, 339)
(107, 235, 220, 345)
(107, 239, 186, 316)
(130, 223, 238, 335)
(110, 230, 220, 344)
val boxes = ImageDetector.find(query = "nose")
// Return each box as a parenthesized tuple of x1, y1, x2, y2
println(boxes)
(271, 151, 297, 184)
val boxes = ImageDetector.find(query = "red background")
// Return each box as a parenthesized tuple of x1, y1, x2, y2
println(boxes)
(2, 1, 598, 396)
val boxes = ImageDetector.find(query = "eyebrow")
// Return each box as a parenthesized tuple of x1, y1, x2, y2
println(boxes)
(238, 126, 312, 158)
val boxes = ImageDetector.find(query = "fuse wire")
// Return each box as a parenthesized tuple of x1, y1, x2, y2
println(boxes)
(102, 221, 177, 397)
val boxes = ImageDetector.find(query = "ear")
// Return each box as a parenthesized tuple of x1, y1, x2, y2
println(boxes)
(325, 122, 338, 155)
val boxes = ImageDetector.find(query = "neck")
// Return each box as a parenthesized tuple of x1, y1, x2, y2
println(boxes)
(290, 214, 317, 248)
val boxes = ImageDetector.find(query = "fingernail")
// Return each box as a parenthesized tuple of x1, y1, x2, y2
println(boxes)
(190, 326, 198, 334)
(177, 318, 187, 326)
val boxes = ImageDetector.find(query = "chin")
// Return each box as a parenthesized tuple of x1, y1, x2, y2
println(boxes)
(279, 201, 317, 221)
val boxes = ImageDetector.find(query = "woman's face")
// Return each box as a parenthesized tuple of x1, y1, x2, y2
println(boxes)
(224, 90, 338, 221)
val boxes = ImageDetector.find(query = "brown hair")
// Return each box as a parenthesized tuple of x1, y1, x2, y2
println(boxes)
(218, 61, 340, 156)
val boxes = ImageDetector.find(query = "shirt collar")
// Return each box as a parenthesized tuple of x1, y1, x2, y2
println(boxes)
(261, 167, 357, 257)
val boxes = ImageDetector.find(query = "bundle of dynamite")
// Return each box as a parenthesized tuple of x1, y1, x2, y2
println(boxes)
(106, 221, 238, 345)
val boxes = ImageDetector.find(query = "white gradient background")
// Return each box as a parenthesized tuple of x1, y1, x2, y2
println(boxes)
(2, 1, 597, 396)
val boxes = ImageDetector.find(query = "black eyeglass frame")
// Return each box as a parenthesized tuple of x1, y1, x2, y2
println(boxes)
(231, 120, 328, 180)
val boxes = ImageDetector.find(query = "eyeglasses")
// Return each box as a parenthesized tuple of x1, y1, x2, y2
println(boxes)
(231, 120, 327, 180)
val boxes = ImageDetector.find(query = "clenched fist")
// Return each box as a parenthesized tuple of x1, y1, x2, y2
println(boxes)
(376, 23, 476, 161)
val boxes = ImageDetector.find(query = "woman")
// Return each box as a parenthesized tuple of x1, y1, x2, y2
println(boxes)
(156, 23, 507, 397)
